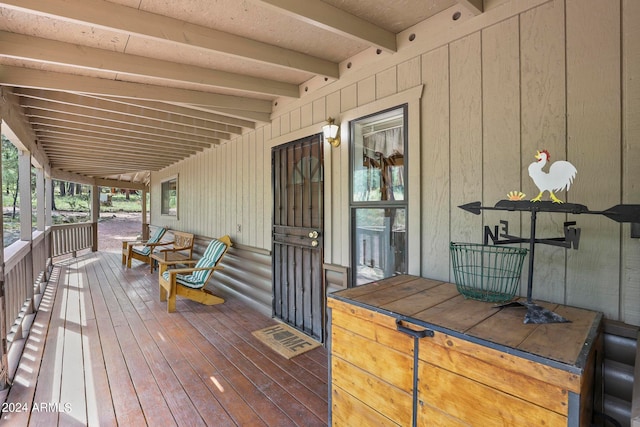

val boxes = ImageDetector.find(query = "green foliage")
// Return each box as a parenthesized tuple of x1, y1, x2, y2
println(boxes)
(54, 194, 90, 211)
(101, 192, 143, 213)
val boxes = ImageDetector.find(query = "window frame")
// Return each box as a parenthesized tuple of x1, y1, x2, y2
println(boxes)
(349, 104, 409, 286)
(160, 174, 179, 218)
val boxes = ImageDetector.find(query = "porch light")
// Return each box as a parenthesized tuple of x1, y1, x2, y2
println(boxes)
(323, 117, 340, 147)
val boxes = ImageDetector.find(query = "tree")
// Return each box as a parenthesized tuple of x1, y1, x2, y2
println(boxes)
(1, 136, 19, 218)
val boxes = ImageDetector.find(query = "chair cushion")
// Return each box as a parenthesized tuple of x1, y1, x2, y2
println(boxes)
(148, 227, 166, 243)
(161, 238, 228, 289)
(133, 246, 151, 256)
(162, 271, 206, 289)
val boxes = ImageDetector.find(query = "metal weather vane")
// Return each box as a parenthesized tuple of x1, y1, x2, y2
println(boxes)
(458, 150, 640, 324)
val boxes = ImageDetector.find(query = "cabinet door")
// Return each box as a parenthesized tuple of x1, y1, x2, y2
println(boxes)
(416, 334, 569, 426)
(330, 306, 414, 425)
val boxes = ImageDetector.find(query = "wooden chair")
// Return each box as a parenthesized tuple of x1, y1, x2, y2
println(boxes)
(150, 231, 194, 273)
(158, 235, 231, 313)
(122, 226, 168, 269)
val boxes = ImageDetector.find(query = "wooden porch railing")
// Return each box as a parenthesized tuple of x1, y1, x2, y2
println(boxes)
(2, 223, 96, 387)
(50, 222, 96, 258)
(2, 231, 50, 374)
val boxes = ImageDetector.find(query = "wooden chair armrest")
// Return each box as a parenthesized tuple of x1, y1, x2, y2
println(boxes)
(159, 246, 190, 254)
(157, 258, 197, 267)
(168, 265, 224, 276)
(146, 240, 174, 248)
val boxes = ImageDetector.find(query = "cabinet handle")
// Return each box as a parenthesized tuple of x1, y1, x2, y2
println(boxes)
(396, 319, 434, 338)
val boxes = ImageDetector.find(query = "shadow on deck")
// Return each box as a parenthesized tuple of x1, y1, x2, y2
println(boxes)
(2, 251, 328, 426)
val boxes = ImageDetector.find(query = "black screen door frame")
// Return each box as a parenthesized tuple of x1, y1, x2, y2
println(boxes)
(271, 134, 325, 341)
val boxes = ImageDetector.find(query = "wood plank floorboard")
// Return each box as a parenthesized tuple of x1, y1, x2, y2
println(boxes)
(1, 251, 329, 426)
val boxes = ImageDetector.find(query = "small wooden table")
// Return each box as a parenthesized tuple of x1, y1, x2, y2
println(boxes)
(150, 252, 194, 274)
(328, 275, 603, 427)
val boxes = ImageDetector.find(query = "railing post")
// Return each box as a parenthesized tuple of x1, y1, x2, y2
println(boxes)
(0, 117, 8, 389)
(142, 188, 149, 240)
(91, 185, 100, 252)
(0, 279, 7, 390)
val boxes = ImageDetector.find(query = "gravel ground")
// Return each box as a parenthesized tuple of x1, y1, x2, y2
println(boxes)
(98, 212, 145, 253)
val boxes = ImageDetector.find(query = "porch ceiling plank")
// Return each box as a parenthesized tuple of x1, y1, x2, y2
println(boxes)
(254, 0, 397, 53)
(0, 30, 300, 99)
(41, 146, 186, 166)
(38, 136, 197, 158)
(32, 123, 216, 149)
(44, 153, 172, 165)
(0, 65, 273, 115)
(84, 96, 256, 130)
(36, 135, 204, 162)
(48, 159, 169, 172)
(183, 105, 272, 124)
(49, 164, 165, 176)
(56, 161, 152, 171)
(0, 0, 340, 78)
(44, 149, 174, 164)
(25, 110, 233, 141)
(18, 95, 245, 136)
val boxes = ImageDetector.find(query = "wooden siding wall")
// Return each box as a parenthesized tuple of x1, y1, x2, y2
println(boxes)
(151, 0, 640, 326)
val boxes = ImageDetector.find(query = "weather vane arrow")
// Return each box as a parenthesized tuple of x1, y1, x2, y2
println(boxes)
(459, 200, 640, 225)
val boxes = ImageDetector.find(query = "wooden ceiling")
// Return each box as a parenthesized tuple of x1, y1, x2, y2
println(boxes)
(0, 0, 482, 187)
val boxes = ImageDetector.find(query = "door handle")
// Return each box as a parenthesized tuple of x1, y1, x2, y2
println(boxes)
(308, 231, 319, 238)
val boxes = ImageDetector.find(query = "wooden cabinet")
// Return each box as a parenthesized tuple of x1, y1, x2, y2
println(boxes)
(328, 275, 603, 427)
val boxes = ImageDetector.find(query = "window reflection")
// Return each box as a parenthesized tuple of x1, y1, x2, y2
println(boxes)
(351, 106, 407, 285)
(354, 208, 406, 285)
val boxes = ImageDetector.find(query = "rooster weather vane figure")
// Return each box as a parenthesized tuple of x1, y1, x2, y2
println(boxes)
(459, 150, 640, 324)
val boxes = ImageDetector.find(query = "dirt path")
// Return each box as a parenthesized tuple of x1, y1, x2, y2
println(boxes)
(98, 212, 144, 253)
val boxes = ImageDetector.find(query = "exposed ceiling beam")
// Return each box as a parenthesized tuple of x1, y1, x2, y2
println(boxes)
(0, 31, 300, 99)
(45, 152, 170, 168)
(26, 110, 231, 141)
(0, 65, 273, 117)
(0, 0, 339, 78)
(94, 178, 146, 191)
(50, 168, 96, 185)
(33, 127, 211, 153)
(0, 87, 48, 168)
(25, 105, 232, 141)
(457, 0, 483, 15)
(16, 89, 247, 134)
(254, 0, 397, 52)
(38, 134, 194, 156)
(90, 96, 256, 130)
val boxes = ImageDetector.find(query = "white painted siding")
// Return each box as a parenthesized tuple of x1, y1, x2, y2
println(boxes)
(151, 0, 640, 326)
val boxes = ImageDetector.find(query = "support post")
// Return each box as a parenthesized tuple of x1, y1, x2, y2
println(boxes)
(0, 121, 8, 390)
(18, 150, 34, 314)
(91, 185, 100, 252)
(142, 188, 149, 240)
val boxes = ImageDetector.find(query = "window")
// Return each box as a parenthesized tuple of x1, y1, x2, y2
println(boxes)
(161, 176, 178, 217)
(351, 106, 407, 286)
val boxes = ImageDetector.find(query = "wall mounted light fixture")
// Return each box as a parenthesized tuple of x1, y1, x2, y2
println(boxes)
(323, 117, 340, 147)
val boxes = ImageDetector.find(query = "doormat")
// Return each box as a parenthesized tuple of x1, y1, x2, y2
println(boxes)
(252, 323, 321, 359)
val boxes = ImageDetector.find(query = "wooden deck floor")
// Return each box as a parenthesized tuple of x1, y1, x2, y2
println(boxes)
(1, 251, 329, 426)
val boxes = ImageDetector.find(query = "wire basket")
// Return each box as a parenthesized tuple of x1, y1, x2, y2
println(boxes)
(450, 242, 528, 303)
